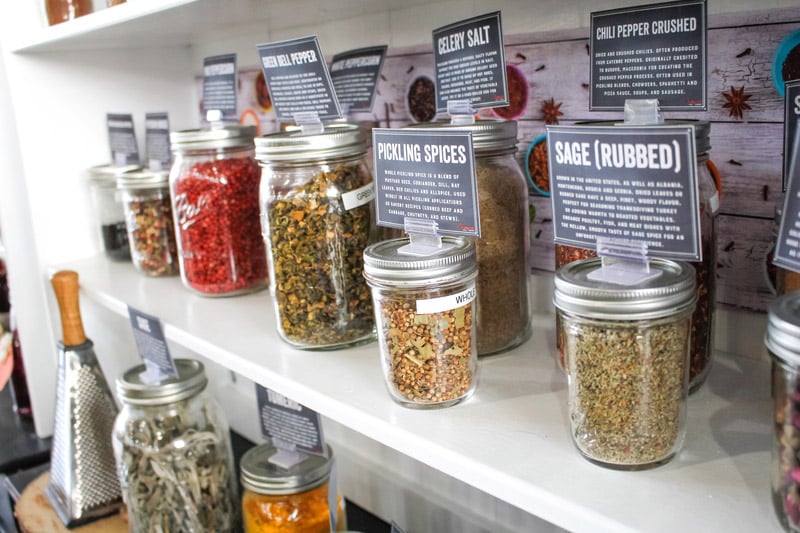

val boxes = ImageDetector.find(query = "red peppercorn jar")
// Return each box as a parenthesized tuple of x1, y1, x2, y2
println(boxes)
(554, 120, 717, 394)
(169, 125, 267, 296)
(255, 124, 375, 349)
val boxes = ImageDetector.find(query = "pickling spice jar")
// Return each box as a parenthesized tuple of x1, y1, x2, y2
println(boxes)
(240, 443, 346, 533)
(363, 237, 479, 408)
(554, 257, 697, 469)
(768, 292, 800, 531)
(554, 120, 717, 394)
(87, 164, 139, 261)
(116, 168, 179, 277)
(408, 119, 531, 356)
(255, 123, 375, 349)
(112, 359, 239, 532)
(169, 125, 267, 296)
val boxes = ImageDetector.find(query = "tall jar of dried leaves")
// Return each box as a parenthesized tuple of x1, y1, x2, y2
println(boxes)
(112, 359, 239, 532)
(767, 292, 800, 531)
(554, 257, 696, 469)
(240, 443, 347, 532)
(363, 237, 479, 409)
(555, 120, 717, 394)
(169, 125, 268, 297)
(407, 119, 531, 356)
(255, 123, 375, 349)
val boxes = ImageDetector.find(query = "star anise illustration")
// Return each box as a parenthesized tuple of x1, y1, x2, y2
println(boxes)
(541, 97, 564, 125)
(721, 86, 752, 120)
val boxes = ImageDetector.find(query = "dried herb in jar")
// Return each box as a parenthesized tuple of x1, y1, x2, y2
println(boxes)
(563, 317, 689, 465)
(127, 195, 178, 276)
(268, 163, 374, 346)
(173, 157, 267, 295)
(378, 298, 474, 404)
(117, 407, 237, 532)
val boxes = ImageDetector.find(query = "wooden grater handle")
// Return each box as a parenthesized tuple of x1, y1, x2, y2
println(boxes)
(51, 270, 87, 346)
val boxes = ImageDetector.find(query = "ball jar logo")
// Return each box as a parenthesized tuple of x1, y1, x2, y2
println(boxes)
(174, 192, 208, 230)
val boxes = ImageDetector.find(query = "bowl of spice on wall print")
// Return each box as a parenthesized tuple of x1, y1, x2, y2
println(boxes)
(492, 63, 529, 120)
(406, 73, 437, 123)
(525, 134, 550, 196)
(773, 29, 800, 96)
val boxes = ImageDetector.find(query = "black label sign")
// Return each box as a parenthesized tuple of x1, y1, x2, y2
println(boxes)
(256, 384, 326, 457)
(372, 129, 480, 237)
(784, 80, 800, 192)
(775, 129, 800, 272)
(590, 0, 707, 111)
(202, 54, 237, 119)
(127, 306, 178, 382)
(106, 113, 139, 166)
(331, 45, 387, 113)
(256, 36, 342, 122)
(547, 125, 701, 260)
(432, 11, 507, 112)
(145, 112, 171, 171)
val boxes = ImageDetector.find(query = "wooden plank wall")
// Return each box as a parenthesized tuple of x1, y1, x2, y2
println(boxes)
(236, 7, 800, 313)
(355, 7, 800, 314)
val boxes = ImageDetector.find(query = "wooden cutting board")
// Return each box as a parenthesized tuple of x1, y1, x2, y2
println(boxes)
(15, 471, 126, 533)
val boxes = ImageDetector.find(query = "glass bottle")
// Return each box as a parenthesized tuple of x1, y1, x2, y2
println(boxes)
(169, 125, 267, 296)
(767, 292, 800, 531)
(117, 169, 179, 277)
(408, 119, 531, 356)
(363, 236, 479, 408)
(45, 0, 92, 26)
(255, 123, 375, 349)
(240, 443, 346, 533)
(554, 120, 717, 394)
(112, 359, 239, 532)
(555, 257, 696, 469)
(86, 164, 139, 261)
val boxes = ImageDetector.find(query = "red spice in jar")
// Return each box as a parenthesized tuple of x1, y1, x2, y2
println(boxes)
(173, 157, 267, 295)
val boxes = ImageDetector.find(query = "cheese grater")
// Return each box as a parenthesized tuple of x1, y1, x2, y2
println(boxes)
(46, 270, 121, 527)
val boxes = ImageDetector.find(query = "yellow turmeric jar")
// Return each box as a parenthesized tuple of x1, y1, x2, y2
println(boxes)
(240, 443, 346, 533)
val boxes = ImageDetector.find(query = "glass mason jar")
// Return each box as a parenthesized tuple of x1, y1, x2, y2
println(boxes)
(554, 257, 697, 469)
(363, 237, 479, 408)
(554, 120, 717, 394)
(87, 164, 139, 261)
(408, 119, 531, 356)
(112, 359, 239, 532)
(117, 169, 179, 277)
(45, 0, 92, 25)
(255, 124, 375, 349)
(768, 292, 800, 531)
(169, 125, 268, 296)
(240, 443, 346, 533)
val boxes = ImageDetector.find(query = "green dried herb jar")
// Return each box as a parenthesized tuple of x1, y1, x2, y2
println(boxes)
(116, 169, 179, 277)
(407, 119, 531, 356)
(363, 237, 479, 409)
(766, 292, 800, 531)
(111, 359, 239, 532)
(554, 257, 696, 469)
(255, 124, 376, 350)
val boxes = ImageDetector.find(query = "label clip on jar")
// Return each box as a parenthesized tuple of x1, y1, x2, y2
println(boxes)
(587, 237, 661, 286)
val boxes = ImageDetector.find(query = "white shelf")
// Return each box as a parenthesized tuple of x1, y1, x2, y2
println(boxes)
(62, 255, 778, 533)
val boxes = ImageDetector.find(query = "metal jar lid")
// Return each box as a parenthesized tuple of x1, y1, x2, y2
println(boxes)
(170, 125, 257, 152)
(87, 164, 143, 188)
(116, 168, 170, 191)
(363, 236, 477, 287)
(116, 359, 207, 406)
(254, 123, 366, 164)
(240, 443, 333, 495)
(575, 119, 710, 154)
(766, 292, 800, 367)
(554, 257, 697, 320)
(406, 118, 518, 156)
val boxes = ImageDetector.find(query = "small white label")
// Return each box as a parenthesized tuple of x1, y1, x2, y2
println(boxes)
(342, 182, 375, 210)
(416, 283, 476, 314)
(708, 191, 719, 214)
